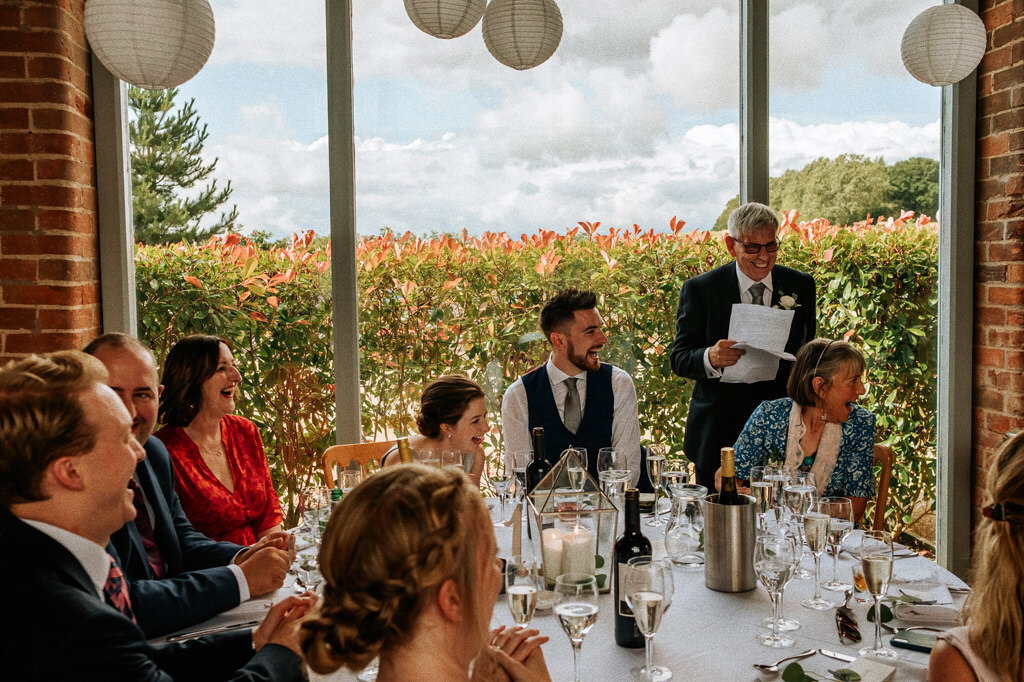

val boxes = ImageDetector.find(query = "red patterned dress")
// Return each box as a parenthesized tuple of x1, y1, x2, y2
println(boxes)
(155, 415, 284, 545)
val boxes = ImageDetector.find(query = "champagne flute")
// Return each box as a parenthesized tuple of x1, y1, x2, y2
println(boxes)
(859, 530, 898, 660)
(821, 496, 854, 591)
(511, 450, 532, 500)
(755, 533, 798, 648)
(645, 444, 668, 527)
(782, 470, 816, 579)
(625, 557, 674, 682)
(800, 499, 835, 610)
(554, 573, 599, 682)
(749, 465, 774, 531)
(505, 555, 540, 626)
(488, 450, 514, 526)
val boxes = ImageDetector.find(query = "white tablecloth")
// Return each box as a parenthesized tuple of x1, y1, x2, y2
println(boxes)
(177, 505, 969, 682)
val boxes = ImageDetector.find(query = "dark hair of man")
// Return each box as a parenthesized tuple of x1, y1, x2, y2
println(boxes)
(0, 351, 108, 507)
(83, 331, 151, 358)
(539, 289, 598, 340)
(415, 375, 485, 439)
(159, 334, 231, 427)
(787, 338, 866, 408)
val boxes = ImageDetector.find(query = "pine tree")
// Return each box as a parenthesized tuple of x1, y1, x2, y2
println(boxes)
(128, 86, 238, 244)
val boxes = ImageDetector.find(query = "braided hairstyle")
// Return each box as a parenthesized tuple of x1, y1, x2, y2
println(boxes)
(300, 465, 491, 674)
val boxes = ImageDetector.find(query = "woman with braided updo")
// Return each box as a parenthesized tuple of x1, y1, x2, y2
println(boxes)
(300, 465, 550, 681)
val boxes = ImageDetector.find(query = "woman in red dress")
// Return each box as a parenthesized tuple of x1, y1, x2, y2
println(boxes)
(155, 335, 283, 544)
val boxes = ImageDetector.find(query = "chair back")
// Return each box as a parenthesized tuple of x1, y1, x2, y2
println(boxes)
(871, 444, 893, 531)
(323, 441, 396, 487)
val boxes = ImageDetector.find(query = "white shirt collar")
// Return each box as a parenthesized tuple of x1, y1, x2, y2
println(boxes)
(545, 355, 586, 385)
(20, 518, 110, 599)
(734, 262, 773, 298)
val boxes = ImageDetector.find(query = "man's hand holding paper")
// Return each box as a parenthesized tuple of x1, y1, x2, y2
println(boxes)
(721, 303, 796, 384)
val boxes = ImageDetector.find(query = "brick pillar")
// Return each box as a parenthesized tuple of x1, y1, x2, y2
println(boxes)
(0, 0, 100, 361)
(973, 0, 1024, 522)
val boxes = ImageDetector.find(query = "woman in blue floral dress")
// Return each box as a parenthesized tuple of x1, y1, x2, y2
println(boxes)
(728, 338, 876, 522)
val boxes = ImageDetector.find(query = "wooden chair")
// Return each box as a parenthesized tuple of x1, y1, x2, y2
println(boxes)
(322, 440, 396, 487)
(871, 444, 894, 531)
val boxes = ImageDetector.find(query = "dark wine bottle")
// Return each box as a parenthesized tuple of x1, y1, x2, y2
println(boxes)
(525, 427, 551, 493)
(718, 446, 742, 505)
(614, 488, 652, 648)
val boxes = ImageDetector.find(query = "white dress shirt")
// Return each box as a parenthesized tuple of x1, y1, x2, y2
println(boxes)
(21, 517, 110, 599)
(501, 356, 641, 486)
(702, 263, 774, 378)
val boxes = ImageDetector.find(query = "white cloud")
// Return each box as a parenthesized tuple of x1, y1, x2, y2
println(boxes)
(210, 0, 326, 69)
(649, 8, 738, 112)
(769, 117, 940, 173)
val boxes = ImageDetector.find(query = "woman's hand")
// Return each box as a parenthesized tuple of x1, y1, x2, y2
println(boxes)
(251, 593, 318, 655)
(713, 467, 751, 496)
(480, 626, 551, 682)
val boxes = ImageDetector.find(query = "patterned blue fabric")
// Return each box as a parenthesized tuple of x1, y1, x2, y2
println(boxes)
(733, 397, 877, 498)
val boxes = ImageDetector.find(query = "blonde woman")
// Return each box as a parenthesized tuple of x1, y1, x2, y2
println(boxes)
(929, 430, 1024, 682)
(300, 466, 549, 681)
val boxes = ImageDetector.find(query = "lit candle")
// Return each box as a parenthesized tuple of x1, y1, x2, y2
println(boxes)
(541, 528, 564, 582)
(561, 525, 595, 575)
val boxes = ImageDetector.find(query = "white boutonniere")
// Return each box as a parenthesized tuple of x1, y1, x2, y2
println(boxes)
(774, 292, 801, 310)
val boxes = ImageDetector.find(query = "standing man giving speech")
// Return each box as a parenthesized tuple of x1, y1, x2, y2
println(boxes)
(670, 202, 816, 491)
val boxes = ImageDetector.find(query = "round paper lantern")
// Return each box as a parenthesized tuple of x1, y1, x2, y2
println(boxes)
(404, 0, 485, 39)
(900, 5, 986, 87)
(482, 0, 563, 71)
(85, 0, 215, 90)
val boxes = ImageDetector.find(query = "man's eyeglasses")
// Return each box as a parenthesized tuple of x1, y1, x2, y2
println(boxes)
(734, 239, 780, 254)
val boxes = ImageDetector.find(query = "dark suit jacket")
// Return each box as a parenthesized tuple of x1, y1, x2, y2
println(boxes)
(0, 510, 303, 682)
(108, 436, 245, 637)
(670, 262, 816, 475)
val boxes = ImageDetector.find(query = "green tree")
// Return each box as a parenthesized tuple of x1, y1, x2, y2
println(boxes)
(887, 157, 939, 218)
(129, 86, 238, 244)
(770, 154, 896, 225)
(713, 195, 740, 230)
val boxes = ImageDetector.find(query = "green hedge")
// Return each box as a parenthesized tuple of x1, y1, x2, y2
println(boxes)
(136, 214, 937, 533)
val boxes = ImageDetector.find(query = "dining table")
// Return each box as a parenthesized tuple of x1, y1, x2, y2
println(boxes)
(161, 499, 969, 682)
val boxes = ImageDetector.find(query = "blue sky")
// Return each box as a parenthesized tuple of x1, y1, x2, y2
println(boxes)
(176, 0, 941, 238)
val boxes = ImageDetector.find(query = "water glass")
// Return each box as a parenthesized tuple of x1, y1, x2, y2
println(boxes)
(505, 555, 540, 626)
(554, 573, 600, 682)
(625, 557, 674, 682)
(488, 450, 515, 526)
(859, 530, 898, 660)
(440, 449, 463, 471)
(511, 450, 533, 499)
(300, 486, 331, 543)
(755, 534, 798, 648)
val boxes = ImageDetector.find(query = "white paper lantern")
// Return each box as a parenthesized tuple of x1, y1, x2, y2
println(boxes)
(405, 0, 485, 39)
(900, 4, 986, 87)
(482, 0, 563, 71)
(85, 0, 215, 90)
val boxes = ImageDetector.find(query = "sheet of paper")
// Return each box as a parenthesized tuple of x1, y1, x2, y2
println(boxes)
(720, 303, 796, 384)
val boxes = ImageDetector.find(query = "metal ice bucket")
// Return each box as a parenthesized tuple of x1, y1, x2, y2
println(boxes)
(701, 493, 756, 592)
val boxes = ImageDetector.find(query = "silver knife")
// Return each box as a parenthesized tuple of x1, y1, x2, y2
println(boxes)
(817, 649, 856, 663)
(165, 619, 260, 642)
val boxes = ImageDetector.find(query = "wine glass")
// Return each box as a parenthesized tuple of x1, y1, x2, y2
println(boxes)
(625, 557, 674, 682)
(340, 469, 363, 496)
(760, 520, 802, 633)
(488, 450, 514, 526)
(782, 470, 816, 579)
(440, 449, 463, 471)
(505, 555, 540, 626)
(821, 496, 854, 591)
(800, 499, 835, 610)
(749, 465, 774, 531)
(300, 486, 331, 544)
(554, 573, 599, 682)
(859, 530, 898, 660)
(755, 533, 798, 648)
(511, 450, 532, 500)
(564, 447, 588, 488)
(645, 444, 668, 527)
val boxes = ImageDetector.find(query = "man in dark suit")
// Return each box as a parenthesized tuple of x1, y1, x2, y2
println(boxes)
(84, 334, 291, 637)
(671, 203, 816, 490)
(0, 351, 312, 681)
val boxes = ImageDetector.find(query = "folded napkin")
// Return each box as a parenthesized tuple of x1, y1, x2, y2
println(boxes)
(898, 583, 953, 605)
(894, 603, 961, 625)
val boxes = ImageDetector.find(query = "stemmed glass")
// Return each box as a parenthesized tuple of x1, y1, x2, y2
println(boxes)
(859, 530, 898, 660)
(488, 449, 514, 526)
(645, 444, 668, 527)
(782, 469, 816, 579)
(759, 521, 802, 632)
(597, 447, 630, 515)
(298, 486, 331, 590)
(554, 573, 599, 682)
(749, 465, 775, 531)
(440, 449, 463, 471)
(821, 497, 854, 591)
(800, 499, 835, 610)
(505, 555, 540, 626)
(511, 450, 533, 501)
(625, 557, 674, 682)
(564, 447, 588, 524)
(755, 533, 799, 648)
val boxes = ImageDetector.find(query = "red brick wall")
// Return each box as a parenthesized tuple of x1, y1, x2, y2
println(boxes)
(973, 0, 1023, 517)
(0, 0, 100, 361)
